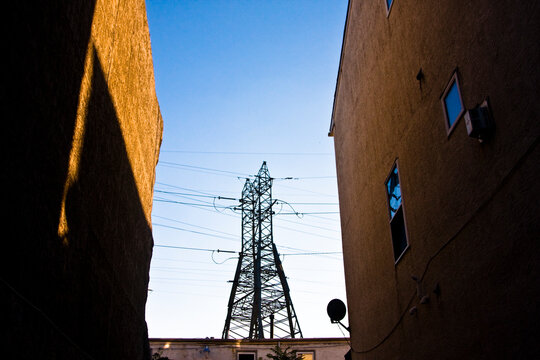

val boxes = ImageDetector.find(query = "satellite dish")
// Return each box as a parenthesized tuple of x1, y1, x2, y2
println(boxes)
(327, 298, 347, 322)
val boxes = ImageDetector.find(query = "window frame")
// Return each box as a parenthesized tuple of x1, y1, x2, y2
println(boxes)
(384, 160, 409, 264)
(441, 70, 465, 136)
(385, 0, 395, 17)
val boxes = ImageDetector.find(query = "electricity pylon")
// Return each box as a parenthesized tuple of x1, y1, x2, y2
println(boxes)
(222, 162, 302, 339)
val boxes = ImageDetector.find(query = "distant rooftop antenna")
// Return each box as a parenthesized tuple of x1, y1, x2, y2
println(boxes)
(222, 162, 302, 339)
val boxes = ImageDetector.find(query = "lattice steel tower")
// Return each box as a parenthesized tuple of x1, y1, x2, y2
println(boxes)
(222, 162, 302, 339)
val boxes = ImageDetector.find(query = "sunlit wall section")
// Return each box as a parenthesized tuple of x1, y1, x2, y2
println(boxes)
(90, 0, 163, 224)
(4, 1, 163, 359)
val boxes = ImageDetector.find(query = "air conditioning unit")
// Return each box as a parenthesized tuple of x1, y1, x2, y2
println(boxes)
(464, 99, 493, 141)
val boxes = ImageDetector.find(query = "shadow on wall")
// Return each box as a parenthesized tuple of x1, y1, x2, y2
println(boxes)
(3, 3, 153, 360)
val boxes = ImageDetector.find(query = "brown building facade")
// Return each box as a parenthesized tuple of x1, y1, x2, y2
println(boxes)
(3, 1, 162, 359)
(330, 0, 539, 359)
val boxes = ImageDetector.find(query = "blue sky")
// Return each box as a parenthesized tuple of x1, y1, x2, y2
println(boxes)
(145, 0, 349, 338)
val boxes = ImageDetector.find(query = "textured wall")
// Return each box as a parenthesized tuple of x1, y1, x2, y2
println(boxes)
(332, 0, 540, 358)
(3, 1, 162, 359)
(149, 338, 350, 360)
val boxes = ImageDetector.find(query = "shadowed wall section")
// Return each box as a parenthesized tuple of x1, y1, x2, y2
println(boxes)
(331, 0, 539, 359)
(3, 1, 163, 359)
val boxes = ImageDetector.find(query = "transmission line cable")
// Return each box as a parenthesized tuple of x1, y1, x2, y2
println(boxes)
(154, 244, 236, 253)
(278, 211, 340, 215)
(278, 202, 339, 205)
(152, 223, 237, 241)
(274, 183, 336, 197)
(155, 191, 226, 206)
(276, 217, 340, 233)
(159, 161, 250, 176)
(153, 198, 233, 209)
(153, 214, 238, 238)
(160, 150, 333, 156)
(274, 224, 341, 241)
(156, 181, 219, 196)
(155, 189, 239, 201)
(281, 251, 342, 256)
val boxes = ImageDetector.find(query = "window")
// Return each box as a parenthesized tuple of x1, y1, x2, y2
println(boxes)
(441, 71, 465, 134)
(386, 0, 394, 14)
(385, 162, 408, 262)
(238, 352, 256, 360)
(298, 351, 314, 360)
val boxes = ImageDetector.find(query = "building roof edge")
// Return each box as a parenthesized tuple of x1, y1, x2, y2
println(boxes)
(329, 0, 351, 137)
(149, 337, 350, 344)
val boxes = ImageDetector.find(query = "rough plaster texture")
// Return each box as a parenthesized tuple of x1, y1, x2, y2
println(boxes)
(150, 338, 350, 360)
(331, 0, 540, 359)
(3, 1, 162, 359)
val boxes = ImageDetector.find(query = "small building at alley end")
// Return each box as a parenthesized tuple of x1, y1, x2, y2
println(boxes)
(329, 0, 540, 359)
(149, 338, 350, 360)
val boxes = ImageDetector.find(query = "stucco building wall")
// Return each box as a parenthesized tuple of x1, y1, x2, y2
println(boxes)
(331, 0, 539, 358)
(150, 338, 350, 360)
(3, 1, 162, 359)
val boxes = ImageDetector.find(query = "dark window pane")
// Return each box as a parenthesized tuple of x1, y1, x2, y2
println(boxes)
(444, 80, 463, 127)
(239, 354, 255, 360)
(390, 207, 407, 261)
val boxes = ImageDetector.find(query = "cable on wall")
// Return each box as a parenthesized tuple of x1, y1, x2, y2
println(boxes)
(349, 134, 540, 355)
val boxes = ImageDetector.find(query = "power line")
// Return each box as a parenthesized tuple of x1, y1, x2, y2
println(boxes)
(156, 181, 219, 196)
(155, 196, 241, 219)
(154, 192, 240, 214)
(153, 215, 238, 238)
(160, 150, 333, 156)
(149, 280, 230, 288)
(152, 223, 237, 241)
(154, 185, 229, 205)
(152, 257, 229, 265)
(148, 289, 230, 297)
(151, 263, 341, 273)
(158, 161, 250, 178)
(152, 266, 234, 273)
(154, 194, 219, 207)
(154, 244, 236, 253)
(276, 244, 342, 261)
(300, 213, 341, 222)
(159, 161, 337, 182)
(276, 217, 340, 233)
(155, 189, 217, 199)
(277, 201, 339, 205)
(290, 277, 345, 285)
(274, 176, 337, 180)
(277, 211, 340, 215)
(154, 184, 243, 219)
(274, 183, 337, 197)
(282, 251, 342, 256)
(155, 189, 239, 201)
(274, 224, 341, 241)
(153, 242, 341, 260)
(150, 277, 226, 283)
(151, 275, 344, 286)
(159, 163, 241, 178)
(159, 161, 249, 176)
(153, 198, 233, 209)
(156, 181, 337, 199)
(283, 265, 343, 273)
